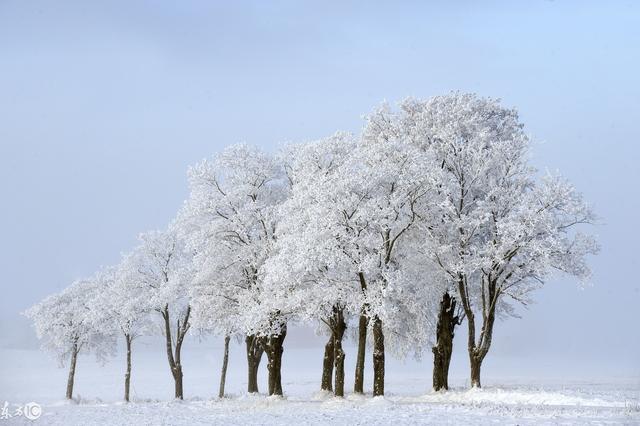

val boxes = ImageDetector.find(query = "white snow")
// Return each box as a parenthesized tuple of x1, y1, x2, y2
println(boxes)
(1, 341, 638, 425)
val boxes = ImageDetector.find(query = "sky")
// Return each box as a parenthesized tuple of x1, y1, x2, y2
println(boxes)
(0, 1, 638, 378)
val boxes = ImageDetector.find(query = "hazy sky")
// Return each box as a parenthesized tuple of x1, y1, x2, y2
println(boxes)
(1, 1, 638, 377)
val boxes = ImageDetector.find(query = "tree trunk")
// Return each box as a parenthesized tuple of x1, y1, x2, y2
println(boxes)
(470, 356, 482, 388)
(354, 313, 368, 394)
(432, 292, 459, 391)
(65, 342, 79, 400)
(457, 274, 497, 389)
(245, 334, 264, 393)
(333, 310, 346, 397)
(217, 335, 231, 398)
(354, 272, 369, 394)
(264, 324, 287, 396)
(173, 369, 183, 399)
(161, 305, 190, 400)
(372, 316, 385, 397)
(124, 334, 132, 402)
(320, 334, 334, 392)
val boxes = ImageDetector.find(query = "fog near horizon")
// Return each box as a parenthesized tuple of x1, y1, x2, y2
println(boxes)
(0, 1, 638, 379)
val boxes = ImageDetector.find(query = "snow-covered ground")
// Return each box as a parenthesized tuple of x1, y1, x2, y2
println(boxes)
(1, 338, 638, 425)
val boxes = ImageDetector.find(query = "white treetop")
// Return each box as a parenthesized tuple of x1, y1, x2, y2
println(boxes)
(24, 276, 116, 365)
(182, 144, 288, 338)
(125, 225, 195, 334)
(261, 133, 362, 331)
(93, 259, 153, 339)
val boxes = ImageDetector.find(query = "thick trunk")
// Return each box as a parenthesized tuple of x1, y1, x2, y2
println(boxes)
(432, 292, 459, 391)
(65, 343, 79, 400)
(333, 311, 346, 398)
(372, 316, 385, 397)
(470, 356, 482, 388)
(174, 370, 183, 399)
(354, 313, 368, 394)
(264, 324, 287, 396)
(320, 335, 334, 392)
(124, 334, 132, 402)
(245, 334, 264, 393)
(218, 335, 231, 398)
(354, 272, 369, 394)
(247, 358, 260, 393)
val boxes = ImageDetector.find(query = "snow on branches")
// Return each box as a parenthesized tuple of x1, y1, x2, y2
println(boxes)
(24, 93, 599, 397)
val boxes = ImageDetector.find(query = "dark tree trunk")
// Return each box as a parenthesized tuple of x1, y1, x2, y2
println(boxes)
(65, 342, 79, 400)
(124, 334, 132, 402)
(354, 272, 369, 394)
(320, 334, 334, 392)
(332, 309, 347, 397)
(161, 305, 190, 400)
(470, 356, 482, 388)
(372, 316, 385, 397)
(245, 334, 264, 393)
(218, 335, 231, 398)
(264, 324, 287, 396)
(457, 275, 496, 389)
(174, 370, 183, 399)
(432, 292, 460, 391)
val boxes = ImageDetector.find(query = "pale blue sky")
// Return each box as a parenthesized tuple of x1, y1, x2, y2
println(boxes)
(0, 1, 638, 376)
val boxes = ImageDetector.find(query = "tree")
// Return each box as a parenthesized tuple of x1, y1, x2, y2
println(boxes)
(461, 172, 598, 387)
(183, 144, 288, 395)
(94, 259, 153, 402)
(24, 277, 115, 400)
(261, 134, 362, 397)
(363, 98, 466, 391)
(128, 226, 195, 399)
(269, 127, 437, 397)
(400, 93, 598, 387)
(355, 107, 440, 396)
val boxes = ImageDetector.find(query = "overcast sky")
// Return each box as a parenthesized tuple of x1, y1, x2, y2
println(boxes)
(0, 1, 638, 377)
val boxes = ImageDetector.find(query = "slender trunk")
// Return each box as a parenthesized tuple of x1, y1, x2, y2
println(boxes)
(432, 292, 459, 391)
(173, 307, 189, 400)
(372, 316, 385, 397)
(65, 342, 79, 400)
(264, 324, 287, 396)
(162, 308, 178, 398)
(162, 305, 190, 399)
(124, 334, 132, 402)
(354, 272, 369, 394)
(218, 335, 231, 398)
(457, 275, 496, 389)
(320, 335, 334, 392)
(245, 334, 264, 393)
(333, 310, 346, 397)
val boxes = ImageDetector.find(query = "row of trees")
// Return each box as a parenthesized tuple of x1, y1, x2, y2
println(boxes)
(25, 93, 598, 401)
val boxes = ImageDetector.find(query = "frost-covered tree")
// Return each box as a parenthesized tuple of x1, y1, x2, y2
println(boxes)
(463, 172, 598, 387)
(127, 226, 195, 399)
(261, 133, 361, 397)
(24, 277, 116, 399)
(353, 111, 440, 396)
(399, 93, 599, 387)
(268, 127, 437, 396)
(363, 99, 465, 391)
(183, 144, 288, 395)
(93, 260, 153, 402)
